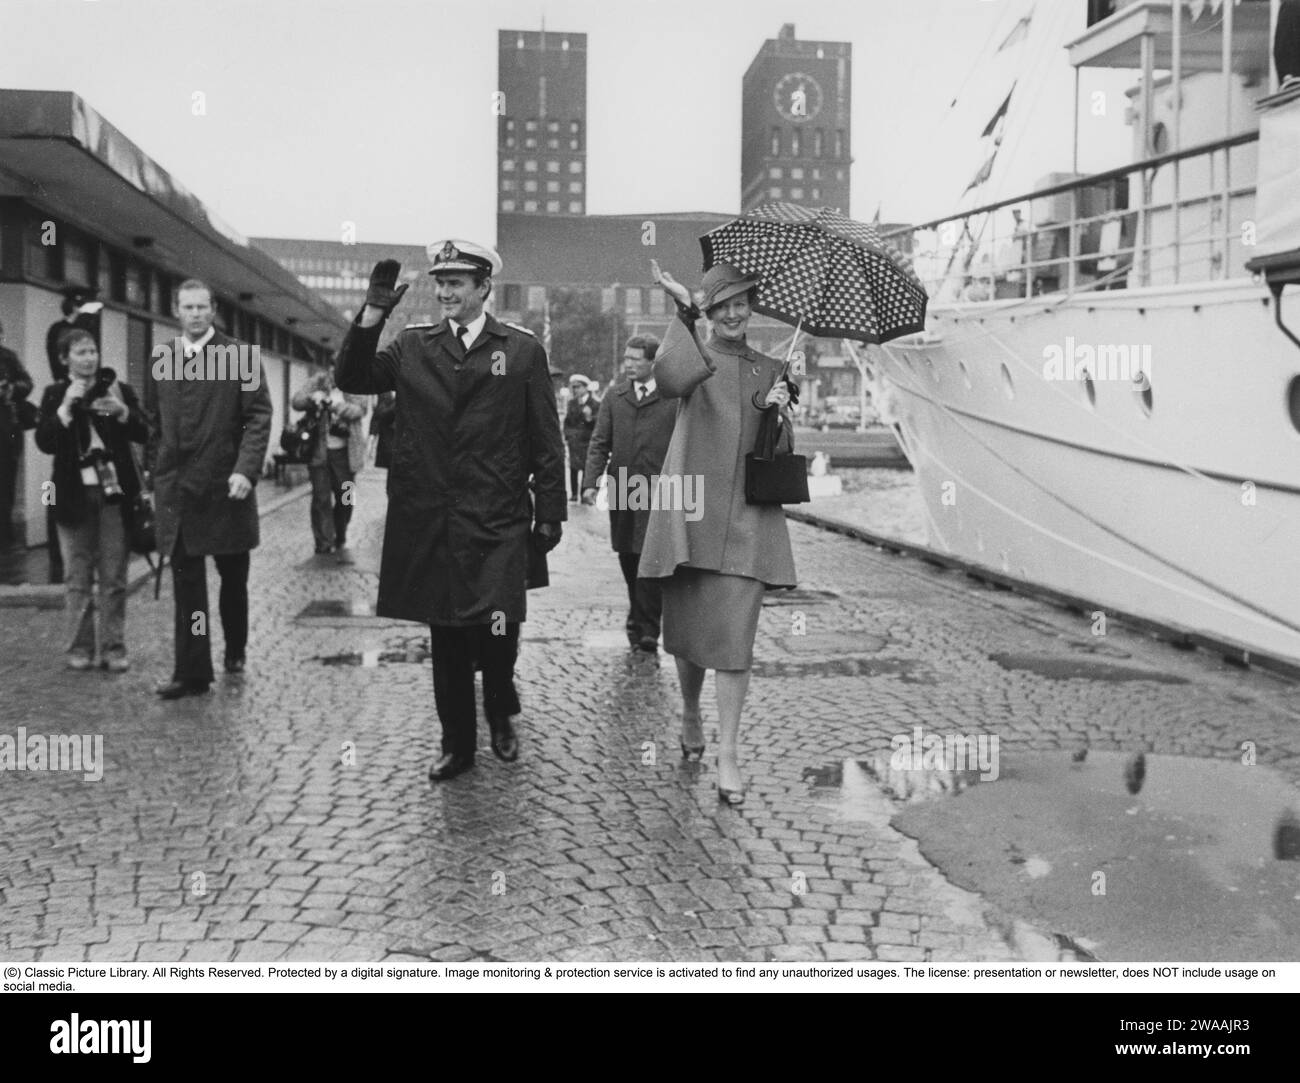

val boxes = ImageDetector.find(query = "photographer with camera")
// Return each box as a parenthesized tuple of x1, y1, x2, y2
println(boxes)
(290, 363, 366, 559)
(34, 329, 147, 671)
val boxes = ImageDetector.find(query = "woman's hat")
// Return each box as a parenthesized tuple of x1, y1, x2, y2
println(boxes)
(700, 263, 760, 312)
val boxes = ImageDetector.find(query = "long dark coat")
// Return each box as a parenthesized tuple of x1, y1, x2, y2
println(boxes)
(146, 330, 272, 556)
(637, 314, 797, 587)
(35, 377, 148, 527)
(335, 313, 567, 627)
(582, 379, 677, 553)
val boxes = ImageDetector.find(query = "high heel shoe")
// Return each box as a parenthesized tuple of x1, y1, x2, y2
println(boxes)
(680, 710, 705, 760)
(716, 785, 746, 807)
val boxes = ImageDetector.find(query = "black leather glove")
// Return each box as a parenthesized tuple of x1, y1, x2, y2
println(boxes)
(365, 260, 410, 316)
(783, 376, 800, 407)
(532, 521, 562, 554)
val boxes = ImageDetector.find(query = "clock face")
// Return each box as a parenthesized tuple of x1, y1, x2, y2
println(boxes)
(774, 72, 824, 122)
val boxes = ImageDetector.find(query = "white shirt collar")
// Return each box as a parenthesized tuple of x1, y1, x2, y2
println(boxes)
(449, 312, 487, 350)
(181, 326, 216, 356)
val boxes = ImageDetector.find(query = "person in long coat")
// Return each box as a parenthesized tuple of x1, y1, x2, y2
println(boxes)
(581, 333, 677, 651)
(335, 243, 566, 783)
(147, 278, 272, 698)
(638, 263, 797, 805)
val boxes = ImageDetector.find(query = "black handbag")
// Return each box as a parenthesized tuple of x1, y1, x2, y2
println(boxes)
(280, 415, 318, 463)
(745, 403, 809, 505)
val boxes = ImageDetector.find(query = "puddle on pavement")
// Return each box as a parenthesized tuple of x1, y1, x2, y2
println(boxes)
(988, 652, 1189, 683)
(752, 657, 932, 682)
(297, 599, 377, 619)
(317, 645, 429, 666)
(762, 588, 839, 606)
(778, 632, 888, 654)
(843, 749, 1300, 960)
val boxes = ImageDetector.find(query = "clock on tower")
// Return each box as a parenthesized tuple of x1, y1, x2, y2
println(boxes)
(773, 72, 824, 122)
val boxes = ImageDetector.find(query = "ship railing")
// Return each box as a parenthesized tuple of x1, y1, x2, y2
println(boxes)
(881, 131, 1260, 304)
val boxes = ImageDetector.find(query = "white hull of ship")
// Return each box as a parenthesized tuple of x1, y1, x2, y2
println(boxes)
(875, 278, 1300, 664)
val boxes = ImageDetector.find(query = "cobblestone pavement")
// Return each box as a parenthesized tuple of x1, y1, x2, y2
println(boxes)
(2, 469, 1298, 964)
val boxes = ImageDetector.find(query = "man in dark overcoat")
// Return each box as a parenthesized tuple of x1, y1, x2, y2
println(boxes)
(581, 333, 676, 651)
(335, 242, 566, 782)
(147, 278, 271, 698)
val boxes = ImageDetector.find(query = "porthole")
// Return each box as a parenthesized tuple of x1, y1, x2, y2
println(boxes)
(1288, 375, 1300, 434)
(1000, 363, 1014, 399)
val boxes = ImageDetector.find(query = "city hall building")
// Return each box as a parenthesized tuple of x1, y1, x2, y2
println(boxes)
(0, 90, 347, 552)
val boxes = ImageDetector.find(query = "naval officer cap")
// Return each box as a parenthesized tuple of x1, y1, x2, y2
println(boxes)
(427, 239, 503, 277)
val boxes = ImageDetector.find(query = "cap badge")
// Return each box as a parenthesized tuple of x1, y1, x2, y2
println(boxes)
(440, 242, 459, 262)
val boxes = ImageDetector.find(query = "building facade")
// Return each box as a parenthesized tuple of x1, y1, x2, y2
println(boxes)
(740, 23, 852, 214)
(251, 238, 435, 346)
(498, 29, 588, 217)
(0, 90, 347, 552)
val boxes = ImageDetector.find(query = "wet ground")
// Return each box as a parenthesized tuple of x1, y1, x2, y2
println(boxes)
(1, 468, 1298, 963)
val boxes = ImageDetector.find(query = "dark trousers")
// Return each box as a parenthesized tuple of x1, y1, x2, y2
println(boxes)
(428, 622, 521, 757)
(170, 528, 250, 682)
(568, 464, 583, 499)
(0, 445, 17, 550)
(48, 506, 64, 582)
(618, 552, 662, 644)
(307, 445, 354, 550)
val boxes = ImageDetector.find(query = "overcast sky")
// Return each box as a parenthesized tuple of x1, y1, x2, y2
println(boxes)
(1, 0, 1135, 247)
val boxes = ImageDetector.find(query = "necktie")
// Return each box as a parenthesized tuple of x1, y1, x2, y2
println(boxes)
(637, 384, 646, 401)
(456, 325, 469, 354)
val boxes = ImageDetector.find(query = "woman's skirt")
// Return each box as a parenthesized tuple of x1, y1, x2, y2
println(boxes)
(661, 565, 764, 671)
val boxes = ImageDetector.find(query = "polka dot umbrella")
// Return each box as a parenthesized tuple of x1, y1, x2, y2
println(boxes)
(700, 202, 928, 344)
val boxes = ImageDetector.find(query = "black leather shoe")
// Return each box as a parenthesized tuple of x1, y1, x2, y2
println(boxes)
(638, 635, 659, 652)
(487, 714, 519, 762)
(155, 679, 211, 700)
(428, 752, 475, 782)
(224, 654, 245, 674)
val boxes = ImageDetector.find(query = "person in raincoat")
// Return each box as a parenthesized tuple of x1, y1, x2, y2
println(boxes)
(148, 279, 272, 699)
(335, 242, 566, 782)
(638, 263, 797, 806)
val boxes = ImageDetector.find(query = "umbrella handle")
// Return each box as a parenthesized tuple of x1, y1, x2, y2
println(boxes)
(783, 316, 804, 372)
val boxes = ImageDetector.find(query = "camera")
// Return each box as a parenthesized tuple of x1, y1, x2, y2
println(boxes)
(79, 447, 125, 504)
(70, 367, 117, 414)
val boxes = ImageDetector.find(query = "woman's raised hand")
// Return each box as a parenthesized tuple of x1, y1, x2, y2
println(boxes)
(652, 260, 692, 308)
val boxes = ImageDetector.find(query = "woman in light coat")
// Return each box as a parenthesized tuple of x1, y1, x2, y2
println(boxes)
(638, 263, 797, 805)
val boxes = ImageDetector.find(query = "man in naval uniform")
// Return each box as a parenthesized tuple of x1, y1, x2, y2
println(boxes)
(335, 241, 566, 782)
